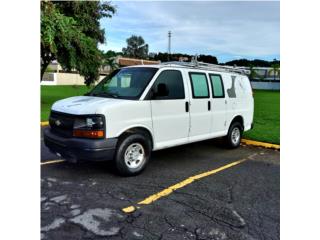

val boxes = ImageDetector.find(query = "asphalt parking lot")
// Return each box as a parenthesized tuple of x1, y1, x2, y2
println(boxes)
(41, 126, 280, 240)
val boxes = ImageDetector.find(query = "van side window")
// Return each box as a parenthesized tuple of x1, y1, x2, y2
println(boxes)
(151, 70, 185, 100)
(189, 72, 209, 98)
(209, 74, 225, 98)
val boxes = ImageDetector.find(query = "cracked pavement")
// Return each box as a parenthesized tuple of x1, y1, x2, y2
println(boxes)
(41, 127, 279, 240)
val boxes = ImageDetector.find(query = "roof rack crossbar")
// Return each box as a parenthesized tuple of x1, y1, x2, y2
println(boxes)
(160, 61, 250, 75)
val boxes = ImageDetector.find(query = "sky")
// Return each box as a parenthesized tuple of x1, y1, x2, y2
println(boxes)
(99, 1, 280, 63)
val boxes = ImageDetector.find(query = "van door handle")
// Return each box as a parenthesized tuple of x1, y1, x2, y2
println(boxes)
(185, 101, 189, 112)
(208, 101, 211, 111)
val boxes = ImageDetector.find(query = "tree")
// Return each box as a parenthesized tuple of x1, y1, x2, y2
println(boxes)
(122, 35, 149, 59)
(41, 1, 116, 85)
(101, 51, 119, 72)
(150, 52, 218, 64)
(103, 50, 117, 59)
(104, 58, 119, 71)
(152, 52, 169, 62)
(248, 64, 257, 80)
(198, 55, 218, 64)
(225, 58, 280, 68)
(269, 63, 280, 81)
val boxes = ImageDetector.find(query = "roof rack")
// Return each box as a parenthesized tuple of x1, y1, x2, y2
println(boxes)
(160, 61, 250, 75)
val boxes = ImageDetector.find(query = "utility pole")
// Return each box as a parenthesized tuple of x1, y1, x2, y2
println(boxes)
(167, 31, 172, 61)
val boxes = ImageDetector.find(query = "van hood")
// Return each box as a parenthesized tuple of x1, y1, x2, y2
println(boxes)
(51, 96, 130, 115)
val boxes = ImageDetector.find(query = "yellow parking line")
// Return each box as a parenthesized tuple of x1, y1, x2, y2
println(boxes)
(122, 206, 137, 213)
(122, 154, 257, 213)
(41, 159, 65, 166)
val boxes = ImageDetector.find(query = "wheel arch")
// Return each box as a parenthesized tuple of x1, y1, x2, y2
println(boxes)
(229, 115, 244, 131)
(117, 126, 154, 149)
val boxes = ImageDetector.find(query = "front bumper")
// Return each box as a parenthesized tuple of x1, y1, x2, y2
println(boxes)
(43, 128, 118, 162)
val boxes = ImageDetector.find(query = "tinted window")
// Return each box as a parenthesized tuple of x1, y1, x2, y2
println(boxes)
(210, 74, 224, 98)
(151, 70, 185, 100)
(189, 72, 209, 98)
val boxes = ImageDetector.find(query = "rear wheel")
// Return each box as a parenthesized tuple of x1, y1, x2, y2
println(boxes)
(226, 122, 243, 148)
(114, 133, 151, 176)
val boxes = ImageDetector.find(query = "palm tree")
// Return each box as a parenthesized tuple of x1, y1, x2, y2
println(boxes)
(248, 64, 257, 80)
(122, 35, 149, 59)
(269, 63, 280, 82)
(102, 57, 119, 73)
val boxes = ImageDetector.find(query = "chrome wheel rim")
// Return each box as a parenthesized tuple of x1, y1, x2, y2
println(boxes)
(231, 127, 241, 145)
(124, 143, 145, 169)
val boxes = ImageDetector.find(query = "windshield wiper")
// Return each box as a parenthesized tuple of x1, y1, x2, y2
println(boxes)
(92, 92, 119, 98)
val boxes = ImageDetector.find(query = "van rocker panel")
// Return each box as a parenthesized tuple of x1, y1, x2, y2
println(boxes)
(43, 128, 118, 162)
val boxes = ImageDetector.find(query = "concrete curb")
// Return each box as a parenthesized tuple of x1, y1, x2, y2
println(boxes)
(241, 139, 280, 150)
(40, 121, 280, 150)
(41, 121, 49, 126)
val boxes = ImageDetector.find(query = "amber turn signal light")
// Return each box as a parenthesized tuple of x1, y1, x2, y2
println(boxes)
(73, 129, 104, 138)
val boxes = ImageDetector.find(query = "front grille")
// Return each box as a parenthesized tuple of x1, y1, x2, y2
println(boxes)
(49, 111, 75, 137)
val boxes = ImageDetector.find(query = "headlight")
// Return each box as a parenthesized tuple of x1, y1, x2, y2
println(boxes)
(73, 116, 105, 138)
(73, 116, 104, 130)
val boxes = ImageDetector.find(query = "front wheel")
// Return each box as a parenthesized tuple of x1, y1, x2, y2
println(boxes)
(226, 122, 243, 148)
(114, 133, 151, 176)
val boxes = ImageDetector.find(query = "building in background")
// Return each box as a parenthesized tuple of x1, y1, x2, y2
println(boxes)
(41, 57, 160, 85)
(248, 67, 280, 90)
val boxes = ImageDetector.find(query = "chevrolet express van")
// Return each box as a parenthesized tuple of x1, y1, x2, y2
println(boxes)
(44, 62, 254, 176)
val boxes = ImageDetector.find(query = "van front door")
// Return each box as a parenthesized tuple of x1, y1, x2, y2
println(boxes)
(188, 72, 212, 140)
(148, 70, 190, 149)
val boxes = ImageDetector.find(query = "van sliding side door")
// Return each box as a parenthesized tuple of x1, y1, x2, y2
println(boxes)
(188, 72, 212, 139)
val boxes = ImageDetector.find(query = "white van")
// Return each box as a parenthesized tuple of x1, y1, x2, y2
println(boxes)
(44, 62, 254, 176)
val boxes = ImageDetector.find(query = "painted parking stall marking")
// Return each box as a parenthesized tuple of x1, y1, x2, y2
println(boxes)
(41, 159, 65, 166)
(122, 153, 257, 213)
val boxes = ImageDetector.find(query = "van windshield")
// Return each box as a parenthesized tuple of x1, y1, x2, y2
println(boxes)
(88, 67, 158, 100)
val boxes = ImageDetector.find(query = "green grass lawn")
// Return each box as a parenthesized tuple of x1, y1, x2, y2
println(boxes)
(243, 90, 280, 144)
(41, 85, 92, 121)
(41, 86, 280, 144)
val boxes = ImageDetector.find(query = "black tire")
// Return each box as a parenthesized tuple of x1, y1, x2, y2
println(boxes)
(226, 122, 243, 148)
(114, 133, 152, 176)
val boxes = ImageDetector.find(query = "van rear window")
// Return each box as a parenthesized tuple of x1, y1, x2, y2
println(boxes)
(209, 74, 225, 98)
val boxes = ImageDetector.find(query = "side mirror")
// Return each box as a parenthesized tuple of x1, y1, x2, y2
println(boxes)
(156, 83, 169, 97)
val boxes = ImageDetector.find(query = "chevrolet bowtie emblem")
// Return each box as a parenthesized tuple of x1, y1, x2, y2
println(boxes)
(55, 119, 61, 126)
